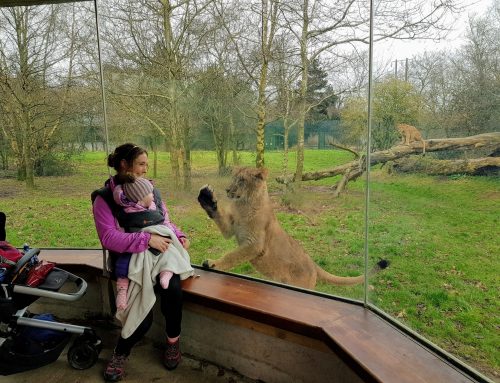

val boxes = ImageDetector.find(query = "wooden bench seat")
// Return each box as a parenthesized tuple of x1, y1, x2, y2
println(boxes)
(38, 248, 480, 383)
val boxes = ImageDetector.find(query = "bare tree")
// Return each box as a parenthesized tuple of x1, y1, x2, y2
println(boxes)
(267, 33, 301, 178)
(213, 0, 284, 168)
(102, 0, 215, 190)
(0, 4, 84, 187)
(409, 51, 457, 138)
(281, 0, 464, 182)
(409, 2, 500, 140)
(448, 7, 500, 136)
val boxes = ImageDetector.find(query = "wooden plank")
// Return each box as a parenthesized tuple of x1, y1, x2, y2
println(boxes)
(183, 269, 476, 383)
(36, 249, 478, 383)
(323, 313, 474, 383)
(38, 248, 103, 269)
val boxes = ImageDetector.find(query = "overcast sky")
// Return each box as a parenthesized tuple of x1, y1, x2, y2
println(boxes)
(375, 0, 493, 62)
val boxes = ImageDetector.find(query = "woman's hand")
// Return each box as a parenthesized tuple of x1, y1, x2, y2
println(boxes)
(180, 237, 190, 250)
(148, 234, 172, 253)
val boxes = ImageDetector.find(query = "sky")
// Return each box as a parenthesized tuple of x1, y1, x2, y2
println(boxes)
(376, 0, 493, 63)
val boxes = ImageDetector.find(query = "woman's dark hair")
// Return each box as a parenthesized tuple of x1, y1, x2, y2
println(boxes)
(107, 143, 147, 184)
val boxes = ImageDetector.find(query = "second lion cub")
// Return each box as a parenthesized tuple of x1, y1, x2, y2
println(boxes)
(396, 123, 426, 154)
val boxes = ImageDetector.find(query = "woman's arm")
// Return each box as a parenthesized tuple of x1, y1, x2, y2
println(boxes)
(92, 195, 150, 254)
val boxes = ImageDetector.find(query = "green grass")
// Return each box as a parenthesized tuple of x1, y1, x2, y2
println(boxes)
(0, 150, 498, 380)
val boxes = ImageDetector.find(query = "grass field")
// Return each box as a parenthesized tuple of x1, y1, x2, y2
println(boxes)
(0, 149, 498, 380)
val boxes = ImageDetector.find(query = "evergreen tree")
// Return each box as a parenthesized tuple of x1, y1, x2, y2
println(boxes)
(301, 59, 338, 121)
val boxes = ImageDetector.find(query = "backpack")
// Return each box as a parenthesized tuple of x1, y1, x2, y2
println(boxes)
(0, 241, 22, 269)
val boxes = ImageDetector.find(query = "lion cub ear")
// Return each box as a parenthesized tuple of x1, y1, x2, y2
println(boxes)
(255, 167, 268, 180)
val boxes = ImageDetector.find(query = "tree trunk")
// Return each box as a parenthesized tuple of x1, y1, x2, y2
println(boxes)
(153, 147, 158, 179)
(294, 0, 309, 182)
(282, 117, 290, 176)
(169, 147, 180, 188)
(390, 156, 500, 176)
(22, 125, 34, 188)
(255, 61, 268, 168)
(229, 114, 238, 165)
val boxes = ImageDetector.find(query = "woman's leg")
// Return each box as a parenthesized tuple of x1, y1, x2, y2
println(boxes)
(158, 273, 183, 337)
(158, 273, 183, 370)
(104, 310, 154, 381)
(114, 309, 154, 356)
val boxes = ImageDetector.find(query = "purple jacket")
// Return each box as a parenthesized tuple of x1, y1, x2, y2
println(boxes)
(92, 182, 186, 255)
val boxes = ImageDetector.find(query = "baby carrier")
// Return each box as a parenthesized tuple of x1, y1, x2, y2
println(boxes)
(0, 212, 102, 375)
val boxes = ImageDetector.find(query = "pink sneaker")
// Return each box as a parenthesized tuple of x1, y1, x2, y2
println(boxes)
(103, 352, 127, 381)
(163, 338, 181, 370)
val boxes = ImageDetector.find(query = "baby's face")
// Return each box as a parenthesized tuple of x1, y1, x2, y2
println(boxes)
(139, 192, 154, 208)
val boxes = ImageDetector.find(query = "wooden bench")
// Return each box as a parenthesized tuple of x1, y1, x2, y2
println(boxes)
(38, 248, 483, 383)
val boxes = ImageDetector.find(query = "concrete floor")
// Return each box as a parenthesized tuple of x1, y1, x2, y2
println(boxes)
(0, 325, 257, 383)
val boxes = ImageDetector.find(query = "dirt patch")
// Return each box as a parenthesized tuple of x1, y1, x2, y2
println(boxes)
(481, 191, 500, 200)
(0, 189, 16, 198)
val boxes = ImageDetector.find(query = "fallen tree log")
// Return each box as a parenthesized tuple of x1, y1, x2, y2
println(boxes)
(390, 156, 500, 176)
(276, 132, 500, 195)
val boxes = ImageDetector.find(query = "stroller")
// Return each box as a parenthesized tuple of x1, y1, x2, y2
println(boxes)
(0, 212, 102, 375)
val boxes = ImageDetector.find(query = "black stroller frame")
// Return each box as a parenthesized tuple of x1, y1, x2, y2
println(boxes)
(0, 215, 102, 375)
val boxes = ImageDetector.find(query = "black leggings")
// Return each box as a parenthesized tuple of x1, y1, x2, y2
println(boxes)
(115, 274, 183, 356)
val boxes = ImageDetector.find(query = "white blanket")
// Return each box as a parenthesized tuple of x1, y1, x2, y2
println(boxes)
(115, 225, 195, 339)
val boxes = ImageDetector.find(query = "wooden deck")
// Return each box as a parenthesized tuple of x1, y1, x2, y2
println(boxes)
(38, 248, 482, 383)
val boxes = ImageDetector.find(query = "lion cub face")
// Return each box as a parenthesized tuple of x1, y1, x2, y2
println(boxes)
(226, 167, 269, 201)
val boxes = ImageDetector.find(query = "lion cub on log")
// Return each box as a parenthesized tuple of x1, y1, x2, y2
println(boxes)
(197, 167, 388, 289)
(396, 123, 426, 154)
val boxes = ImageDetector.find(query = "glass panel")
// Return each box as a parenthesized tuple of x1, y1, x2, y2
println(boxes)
(93, 1, 370, 300)
(368, 0, 499, 380)
(0, 1, 369, 302)
(0, 2, 103, 247)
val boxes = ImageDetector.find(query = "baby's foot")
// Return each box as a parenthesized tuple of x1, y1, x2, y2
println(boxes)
(160, 270, 173, 289)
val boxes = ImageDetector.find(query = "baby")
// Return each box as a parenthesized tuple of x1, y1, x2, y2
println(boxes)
(113, 177, 187, 310)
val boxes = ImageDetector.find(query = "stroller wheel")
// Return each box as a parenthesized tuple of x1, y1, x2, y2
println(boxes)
(67, 337, 100, 370)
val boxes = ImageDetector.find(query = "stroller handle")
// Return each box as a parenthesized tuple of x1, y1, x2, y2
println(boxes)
(13, 269, 88, 301)
(11, 247, 40, 275)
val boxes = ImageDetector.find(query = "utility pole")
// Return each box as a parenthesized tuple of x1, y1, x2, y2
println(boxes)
(393, 58, 411, 81)
(405, 57, 409, 82)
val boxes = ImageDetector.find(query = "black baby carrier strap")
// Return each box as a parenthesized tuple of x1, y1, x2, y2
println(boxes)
(91, 184, 165, 232)
(117, 188, 165, 232)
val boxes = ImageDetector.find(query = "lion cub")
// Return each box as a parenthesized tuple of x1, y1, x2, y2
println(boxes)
(198, 167, 388, 289)
(396, 123, 426, 154)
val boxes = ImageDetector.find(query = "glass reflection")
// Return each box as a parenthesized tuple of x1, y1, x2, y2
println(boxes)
(368, 0, 499, 380)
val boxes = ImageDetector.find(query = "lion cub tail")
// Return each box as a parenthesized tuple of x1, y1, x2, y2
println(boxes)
(315, 259, 389, 286)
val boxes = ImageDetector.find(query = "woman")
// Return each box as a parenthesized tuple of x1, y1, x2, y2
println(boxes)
(92, 143, 188, 382)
